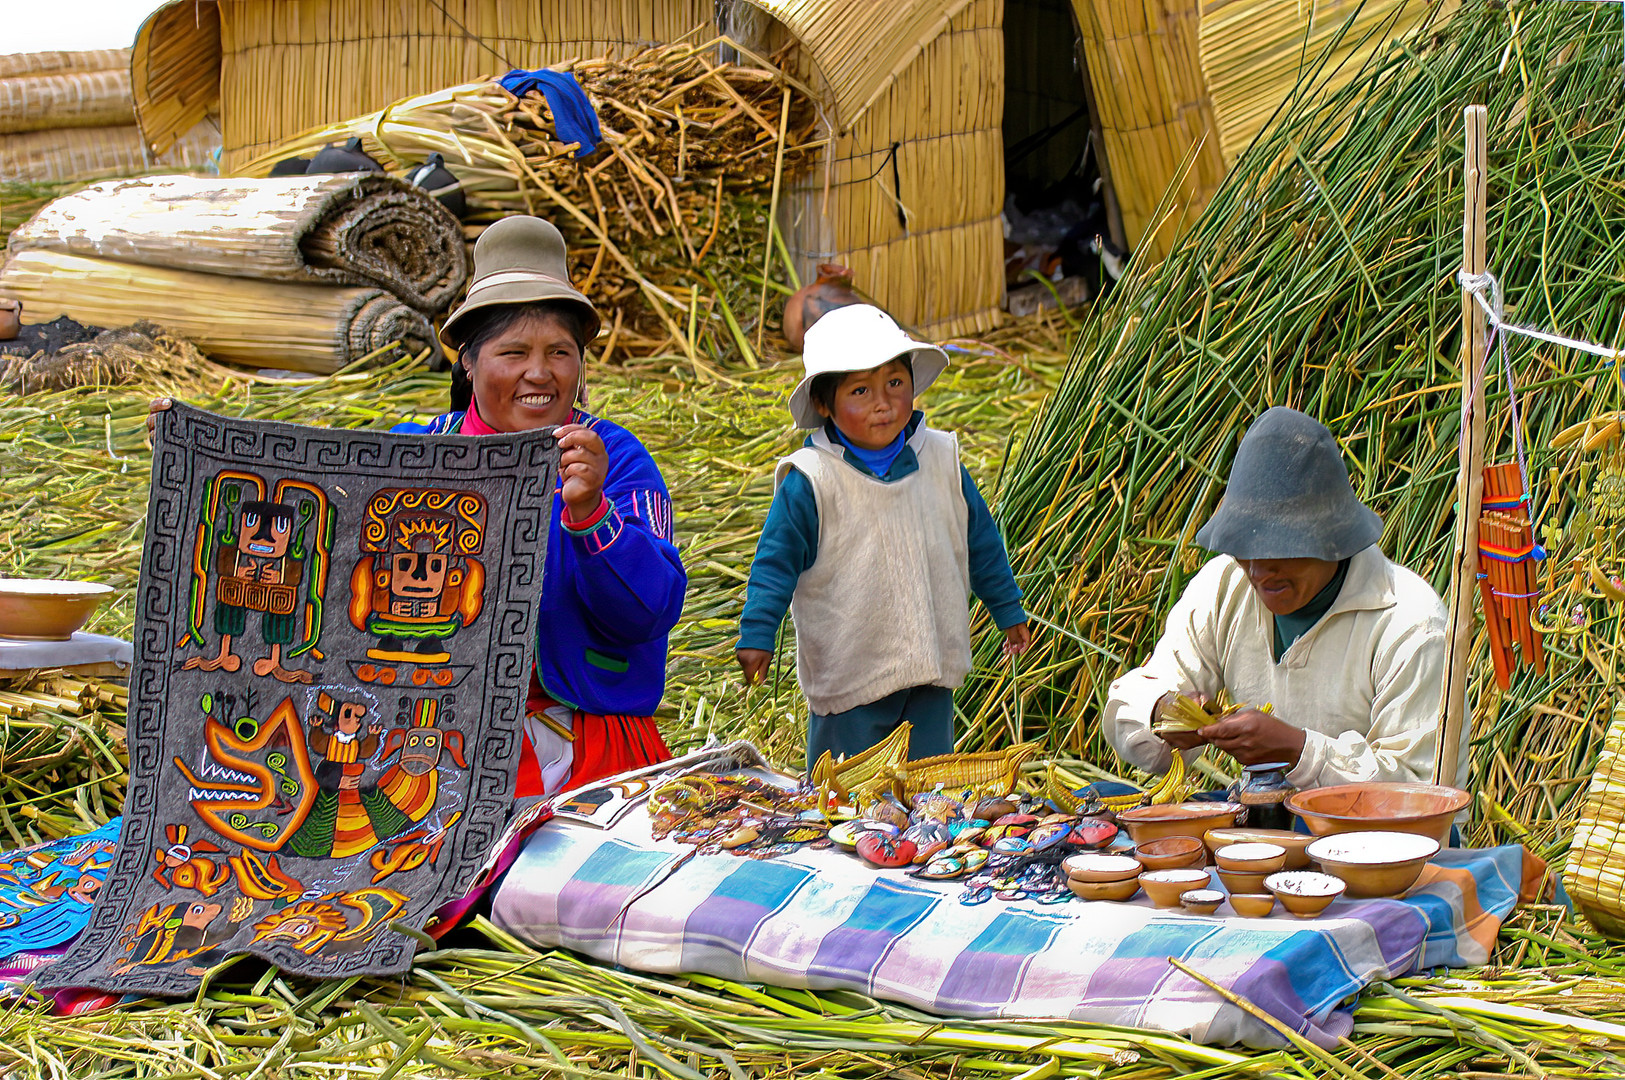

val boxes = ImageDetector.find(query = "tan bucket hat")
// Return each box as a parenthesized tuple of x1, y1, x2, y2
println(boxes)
(439, 216, 600, 350)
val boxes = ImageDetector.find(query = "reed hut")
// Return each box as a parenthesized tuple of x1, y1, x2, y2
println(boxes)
(128, 0, 1445, 336)
(0, 48, 216, 183)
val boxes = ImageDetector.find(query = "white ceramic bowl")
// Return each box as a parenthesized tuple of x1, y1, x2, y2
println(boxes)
(1305, 831, 1440, 898)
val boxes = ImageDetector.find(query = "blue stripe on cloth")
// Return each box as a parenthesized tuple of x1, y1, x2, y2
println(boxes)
(806, 878, 939, 985)
(679, 860, 815, 980)
(935, 908, 1068, 1008)
(554, 840, 678, 938)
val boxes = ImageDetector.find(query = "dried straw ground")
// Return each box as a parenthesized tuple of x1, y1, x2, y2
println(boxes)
(3, 312, 1625, 1076)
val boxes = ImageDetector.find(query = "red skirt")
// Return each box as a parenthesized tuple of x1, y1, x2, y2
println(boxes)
(514, 702, 671, 798)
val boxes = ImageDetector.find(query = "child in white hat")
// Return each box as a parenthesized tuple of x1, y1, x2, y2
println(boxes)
(737, 304, 1031, 765)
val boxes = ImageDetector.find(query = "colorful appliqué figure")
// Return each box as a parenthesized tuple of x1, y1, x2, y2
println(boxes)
(152, 824, 232, 897)
(172, 692, 319, 852)
(110, 898, 250, 977)
(307, 690, 385, 793)
(248, 887, 406, 955)
(348, 488, 486, 687)
(180, 472, 334, 684)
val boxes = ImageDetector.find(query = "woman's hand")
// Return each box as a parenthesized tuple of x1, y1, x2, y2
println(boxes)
(145, 397, 173, 446)
(736, 648, 772, 686)
(1002, 622, 1032, 656)
(555, 423, 608, 522)
(1153, 691, 1211, 751)
(1198, 708, 1306, 766)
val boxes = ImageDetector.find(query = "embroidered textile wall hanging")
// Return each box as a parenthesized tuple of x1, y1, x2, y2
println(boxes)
(43, 404, 557, 994)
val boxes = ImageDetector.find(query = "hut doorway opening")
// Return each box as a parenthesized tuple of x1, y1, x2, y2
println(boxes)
(1001, 0, 1126, 314)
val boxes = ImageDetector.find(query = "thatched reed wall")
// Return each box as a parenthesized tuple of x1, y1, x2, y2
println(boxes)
(0, 47, 217, 183)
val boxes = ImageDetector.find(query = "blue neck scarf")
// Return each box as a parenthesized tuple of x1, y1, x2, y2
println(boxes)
(832, 424, 908, 477)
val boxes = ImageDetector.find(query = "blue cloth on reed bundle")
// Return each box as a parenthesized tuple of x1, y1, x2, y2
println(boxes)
(0, 818, 121, 957)
(498, 69, 602, 158)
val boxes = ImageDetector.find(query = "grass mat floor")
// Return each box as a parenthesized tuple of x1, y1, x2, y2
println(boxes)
(4, 331, 1625, 1075)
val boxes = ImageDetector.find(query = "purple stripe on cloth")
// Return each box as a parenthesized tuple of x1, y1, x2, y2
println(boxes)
(934, 907, 1068, 1009)
(679, 859, 814, 980)
(806, 878, 939, 984)
(554, 840, 675, 938)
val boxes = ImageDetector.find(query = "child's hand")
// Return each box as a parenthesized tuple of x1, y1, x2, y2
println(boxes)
(736, 648, 773, 685)
(1002, 622, 1032, 656)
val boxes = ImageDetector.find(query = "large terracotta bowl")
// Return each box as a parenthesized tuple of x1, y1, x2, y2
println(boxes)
(1285, 783, 1468, 847)
(1118, 802, 1242, 846)
(1304, 831, 1439, 898)
(0, 578, 113, 641)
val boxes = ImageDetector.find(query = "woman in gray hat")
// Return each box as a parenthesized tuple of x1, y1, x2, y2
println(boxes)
(1103, 407, 1464, 790)
(395, 216, 686, 796)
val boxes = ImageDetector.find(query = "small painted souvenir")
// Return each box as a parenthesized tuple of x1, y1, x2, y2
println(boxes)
(861, 795, 911, 830)
(718, 824, 759, 850)
(1064, 818, 1120, 849)
(949, 819, 989, 839)
(903, 822, 952, 863)
(973, 797, 1017, 821)
(777, 822, 831, 844)
(747, 843, 798, 860)
(995, 889, 1027, 902)
(982, 824, 1029, 844)
(960, 885, 993, 905)
(856, 833, 918, 869)
(991, 875, 1020, 891)
(991, 836, 1032, 855)
(910, 856, 966, 880)
(827, 821, 869, 850)
(993, 813, 1039, 828)
(1026, 823, 1071, 851)
(962, 849, 988, 872)
(1035, 888, 1072, 904)
(1038, 813, 1077, 826)
(910, 792, 962, 822)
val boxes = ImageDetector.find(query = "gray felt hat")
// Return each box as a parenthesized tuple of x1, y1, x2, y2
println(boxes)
(439, 216, 600, 350)
(1194, 407, 1382, 561)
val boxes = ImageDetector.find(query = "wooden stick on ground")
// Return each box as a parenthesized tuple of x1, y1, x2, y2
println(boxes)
(1437, 103, 1489, 787)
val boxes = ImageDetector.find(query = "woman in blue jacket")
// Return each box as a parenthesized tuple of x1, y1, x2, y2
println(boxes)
(396, 216, 686, 797)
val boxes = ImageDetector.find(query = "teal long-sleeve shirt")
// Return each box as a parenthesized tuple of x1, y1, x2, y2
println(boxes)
(737, 414, 1027, 653)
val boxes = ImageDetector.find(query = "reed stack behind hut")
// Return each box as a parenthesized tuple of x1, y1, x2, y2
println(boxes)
(129, 0, 1448, 338)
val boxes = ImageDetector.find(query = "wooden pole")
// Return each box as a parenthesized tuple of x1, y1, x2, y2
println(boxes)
(1436, 104, 1489, 787)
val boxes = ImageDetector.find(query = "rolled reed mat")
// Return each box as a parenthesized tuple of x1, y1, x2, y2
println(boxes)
(8, 173, 468, 313)
(0, 249, 435, 374)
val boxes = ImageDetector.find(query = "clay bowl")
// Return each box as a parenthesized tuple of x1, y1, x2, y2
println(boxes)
(1214, 842, 1287, 874)
(1134, 835, 1205, 872)
(0, 578, 113, 641)
(1228, 893, 1277, 918)
(1215, 867, 1270, 895)
(1118, 802, 1243, 846)
(1264, 871, 1347, 918)
(1180, 888, 1225, 915)
(1286, 783, 1469, 847)
(1305, 831, 1440, 898)
(1068, 876, 1142, 902)
(1062, 852, 1143, 883)
(1205, 827, 1315, 870)
(1139, 868, 1210, 908)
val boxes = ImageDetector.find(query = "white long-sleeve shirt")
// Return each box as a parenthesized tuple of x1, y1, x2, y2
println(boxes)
(1103, 545, 1463, 790)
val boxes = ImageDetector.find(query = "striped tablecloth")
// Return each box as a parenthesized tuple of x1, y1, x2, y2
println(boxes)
(492, 803, 1542, 1048)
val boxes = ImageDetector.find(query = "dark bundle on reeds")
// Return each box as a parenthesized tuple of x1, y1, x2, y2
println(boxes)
(964, 0, 1625, 856)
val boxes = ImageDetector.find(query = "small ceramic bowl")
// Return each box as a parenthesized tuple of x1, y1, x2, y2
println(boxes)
(1215, 867, 1270, 895)
(1204, 827, 1314, 869)
(1062, 852, 1143, 883)
(1305, 831, 1440, 898)
(1179, 888, 1225, 915)
(1215, 842, 1287, 874)
(1265, 871, 1347, 918)
(1139, 868, 1210, 908)
(1068, 876, 1142, 902)
(1228, 893, 1277, 918)
(1134, 835, 1205, 871)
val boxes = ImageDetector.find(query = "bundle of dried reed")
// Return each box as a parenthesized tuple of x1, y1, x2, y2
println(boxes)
(0, 250, 433, 374)
(0, 70, 135, 135)
(0, 121, 217, 184)
(10, 174, 468, 313)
